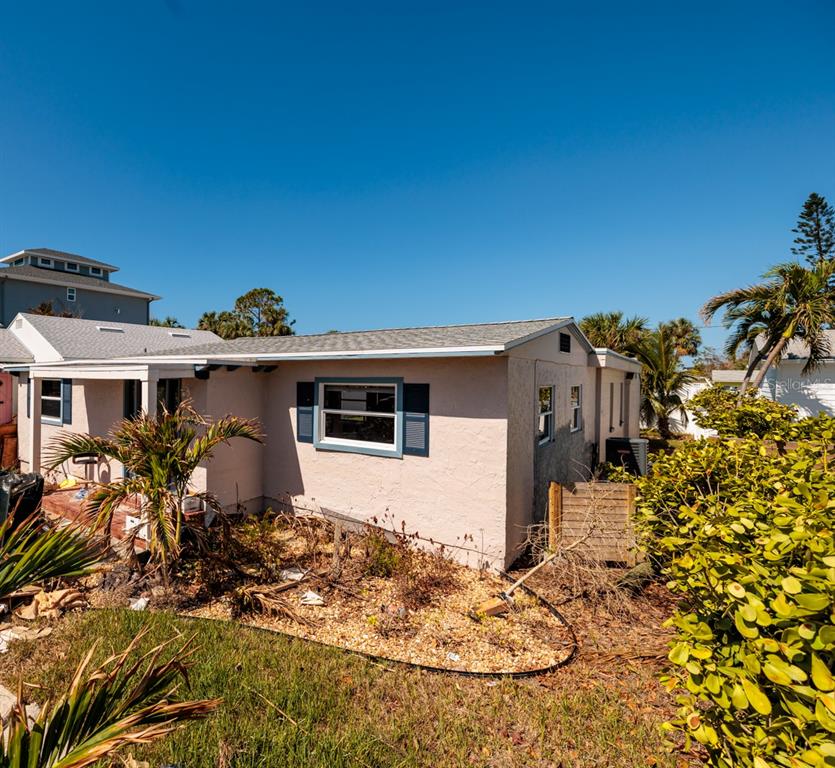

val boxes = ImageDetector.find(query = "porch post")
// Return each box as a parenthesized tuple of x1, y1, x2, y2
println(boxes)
(140, 375, 158, 420)
(27, 376, 43, 473)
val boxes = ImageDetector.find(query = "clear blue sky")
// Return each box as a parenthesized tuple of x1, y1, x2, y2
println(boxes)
(1, 2, 833, 351)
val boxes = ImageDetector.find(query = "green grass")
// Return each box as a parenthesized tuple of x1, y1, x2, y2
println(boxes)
(3, 610, 678, 767)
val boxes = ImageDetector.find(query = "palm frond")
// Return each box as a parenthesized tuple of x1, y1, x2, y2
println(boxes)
(43, 433, 123, 472)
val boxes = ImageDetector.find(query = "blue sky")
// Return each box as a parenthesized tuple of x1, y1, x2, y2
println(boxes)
(1, 2, 833, 351)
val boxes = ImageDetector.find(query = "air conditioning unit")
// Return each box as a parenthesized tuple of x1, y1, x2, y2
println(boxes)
(605, 437, 649, 476)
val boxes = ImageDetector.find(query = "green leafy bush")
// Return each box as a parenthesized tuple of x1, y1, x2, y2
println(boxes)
(689, 386, 799, 438)
(631, 433, 835, 767)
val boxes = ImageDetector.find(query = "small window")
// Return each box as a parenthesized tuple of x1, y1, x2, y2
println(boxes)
(537, 386, 554, 445)
(570, 385, 582, 432)
(13, 258, 24, 266)
(66, 287, 76, 302)
(39, 257, 53, 268)
(559, 332, 571, 353)
(66, 262, 79, 272)
(320, 382, 397, 449)
(157, 379, 182, 413)
(41, 378, 62, 421)
(90, 266, 103, 276)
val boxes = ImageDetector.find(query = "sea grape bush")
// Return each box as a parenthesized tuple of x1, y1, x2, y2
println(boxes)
(630, 432, 835, 767)
(689, 386, 799, 439)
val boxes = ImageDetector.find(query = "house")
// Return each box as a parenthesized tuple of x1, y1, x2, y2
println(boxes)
(5, 313, 641, 568)
(751, 331, 835, 416)
(0, 249, 159, 326)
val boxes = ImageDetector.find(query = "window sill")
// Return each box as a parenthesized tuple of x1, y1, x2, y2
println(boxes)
(570, 426, 582, 433)
(314, 439, 402, 459)
(41, 417, 63, 426)
(537, 436, 552, 446)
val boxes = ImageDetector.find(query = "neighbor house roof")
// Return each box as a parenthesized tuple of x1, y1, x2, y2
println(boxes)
(144, 317, 583, 360)
(1, 248, 119, 272)
(19, 314, 220, 360)
(753, 330, 835, 361)
(0, 330, 34, 363)
(0, 265, 160, 301)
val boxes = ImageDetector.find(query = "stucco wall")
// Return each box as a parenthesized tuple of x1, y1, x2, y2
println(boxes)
(261, 357, 509, 568)
(596, 368, 642, 460)
(758, 361, 835, 417)
(504, 327, 596, 560)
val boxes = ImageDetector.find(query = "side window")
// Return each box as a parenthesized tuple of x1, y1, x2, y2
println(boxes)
(570, 385, 582, 432)
(537, 386, 554, 444)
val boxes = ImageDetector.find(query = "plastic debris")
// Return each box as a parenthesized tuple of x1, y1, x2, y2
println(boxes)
(0, 626, 52, 654)
(299, 590, 325, 606)
(73, 487, 89, 500)
(280, 566, 308, 582)
(129, 596, 150, 611)
(15, 588, 85, 621)
(446, 652, 461, 663)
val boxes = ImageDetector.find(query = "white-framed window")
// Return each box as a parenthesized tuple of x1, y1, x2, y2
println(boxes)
(39, 257, 53, 267)
(13, 258, 24, 266)
(66, 287, 76, 302)
(537, 386, 554, 444)
(318, 381, 397, 451)
(66, 262, 79, 272)
(90, 266, 103, 276)
(570, 385, 582, 432)
(41, 379, 63, 422)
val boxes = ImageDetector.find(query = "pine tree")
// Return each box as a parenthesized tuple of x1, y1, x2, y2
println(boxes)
(791, 192, 835, 266)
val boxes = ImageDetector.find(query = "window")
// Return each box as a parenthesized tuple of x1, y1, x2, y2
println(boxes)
(619, 382, 625, 426)
(13, 258, 24, 266)
(66, 262, 79, 272)
(66, 287, 76, 302)
(559, 332, 571, 353)
(570, 385, 582, 432)
(537, 386, 554, 444)
(319, 382, 397, 450)
(39, 257, 53, 268)
(90, 266, 103, 276)
(157, 379, 182, 413)
(41, 379, 63, 421)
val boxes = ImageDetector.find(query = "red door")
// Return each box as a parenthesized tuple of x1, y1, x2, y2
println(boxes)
(0, 373, 13, 425)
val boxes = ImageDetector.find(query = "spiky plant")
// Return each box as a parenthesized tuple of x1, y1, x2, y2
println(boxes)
(44, 402, 262, 570)
(0, 629, 220, 767)
(0, 514, 104, 600)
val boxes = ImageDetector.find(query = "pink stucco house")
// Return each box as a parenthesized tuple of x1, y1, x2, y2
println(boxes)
(2, 312, 640, 568)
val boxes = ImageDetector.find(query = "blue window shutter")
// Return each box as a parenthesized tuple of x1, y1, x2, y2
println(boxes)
(403, 383, 429, 457)
(296, 382, 314, 443)
(62, 379, 73, 424)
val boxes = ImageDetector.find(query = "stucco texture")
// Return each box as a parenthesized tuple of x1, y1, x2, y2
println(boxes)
(261, 357, 509, 568)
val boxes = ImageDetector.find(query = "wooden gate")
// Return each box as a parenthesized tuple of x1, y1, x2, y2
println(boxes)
(548, 481, 639, 565)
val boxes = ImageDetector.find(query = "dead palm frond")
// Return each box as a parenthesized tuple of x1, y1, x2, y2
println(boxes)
(0, 514, 104, 600)
(0, 629, 220, 768)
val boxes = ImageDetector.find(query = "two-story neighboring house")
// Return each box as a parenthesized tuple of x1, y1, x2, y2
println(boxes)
(0, 248, 159, 326)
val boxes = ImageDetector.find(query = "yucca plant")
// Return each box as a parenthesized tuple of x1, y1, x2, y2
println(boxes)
(0, 629, 220, 768)
(44, 401, 262, 570)
(0, 514, 104, 600)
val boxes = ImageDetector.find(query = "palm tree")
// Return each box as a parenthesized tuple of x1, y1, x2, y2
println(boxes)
(634, 327, 695, 440)
(149, 315, 184, 328)
(701, 260, 835, 397)
(659, 317, 701, 357)
(578, 312, 648, 354)
(1, 630, 219, 767)
(44, 402, 262, 570)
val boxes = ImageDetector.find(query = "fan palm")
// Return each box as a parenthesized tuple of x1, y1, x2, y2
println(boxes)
(0, 629, 219, 768)
(578, 311, 648, 354)
(44, 402, 262, 570)
(701, 260, 835, 398)
(659, 317, 701, 357)
(0, 514, 104, 600)
(635, 327, 695, 439)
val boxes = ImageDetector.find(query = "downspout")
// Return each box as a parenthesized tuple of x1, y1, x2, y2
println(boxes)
(593, 365, 602, 467)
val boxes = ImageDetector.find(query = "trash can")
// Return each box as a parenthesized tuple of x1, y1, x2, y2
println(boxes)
(0, 471, 44, 529)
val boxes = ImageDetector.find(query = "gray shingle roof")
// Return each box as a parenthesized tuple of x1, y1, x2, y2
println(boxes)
(0, 265, 159, 300)
(1, 248, 119, 271)
(146, 317, 575, 358)
(0, 330, 34, 363)
(22, 314, 220, 360)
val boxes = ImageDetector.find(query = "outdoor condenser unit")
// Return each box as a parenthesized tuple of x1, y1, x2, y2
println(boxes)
(605, 437, 649, 476)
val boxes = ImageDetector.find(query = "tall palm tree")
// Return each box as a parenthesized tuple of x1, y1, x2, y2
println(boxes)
(44, 402, 262, 570)
(635, 327, 695, 439)
(659, 317, 701, 357)
(579, 311, 648, 354)
(701, 261, 835, 397)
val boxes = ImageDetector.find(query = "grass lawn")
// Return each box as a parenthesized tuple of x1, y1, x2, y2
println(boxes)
(2, 608, 682, 767)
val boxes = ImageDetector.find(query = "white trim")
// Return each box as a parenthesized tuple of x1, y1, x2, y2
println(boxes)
(570, 384, 583, 432)
(537, 385, 554, 445)
(89, 266, 103, 276)
(65, 262, 79, 272)
(1, 250, 120, 272)
(40, 377, 63, 423)
(318, 381, 398, 450)
(66, 287, 76, 302)
(39, 257, 53, 267)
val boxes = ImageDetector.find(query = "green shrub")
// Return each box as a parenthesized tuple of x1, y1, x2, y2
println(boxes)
(362, 527, 404, 577)
(632, 433, 835, 767)
(689, 386, 799, 438)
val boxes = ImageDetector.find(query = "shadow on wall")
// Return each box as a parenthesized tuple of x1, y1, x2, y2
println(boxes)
(774, 375, 835, 418)
(533, 423, 594, 526)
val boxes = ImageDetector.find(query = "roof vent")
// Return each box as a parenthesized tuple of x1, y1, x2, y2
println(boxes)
(168, 331, 191, 338)
(96, 325, 125, 333)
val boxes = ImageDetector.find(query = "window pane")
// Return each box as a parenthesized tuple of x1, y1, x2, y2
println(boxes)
(324, 413, 395, 444)
(323, 384, 395, 414)
(42, 380, 61, 398)
(537, 413, 552, 442)
(570, 386, 581, 406)
(42, 398, 61, 418)
(538, 387, 552, 414)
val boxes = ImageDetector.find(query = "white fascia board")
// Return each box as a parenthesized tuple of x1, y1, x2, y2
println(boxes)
(590, 348, 642, 372)
(0, 271, 159, 300)
(9, 314, 62, 362)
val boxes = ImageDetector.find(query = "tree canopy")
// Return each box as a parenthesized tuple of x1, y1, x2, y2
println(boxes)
(198, 288, 295, 339)
(791, 192, 835, 267)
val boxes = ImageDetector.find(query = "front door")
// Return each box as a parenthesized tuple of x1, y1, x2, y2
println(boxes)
(0, 373, 13, 425)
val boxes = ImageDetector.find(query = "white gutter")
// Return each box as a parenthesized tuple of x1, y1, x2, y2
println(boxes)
(0, 271, 160, 301)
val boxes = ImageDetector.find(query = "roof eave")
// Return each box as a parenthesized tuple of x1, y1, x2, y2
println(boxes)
(0, 270, 159, 300)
